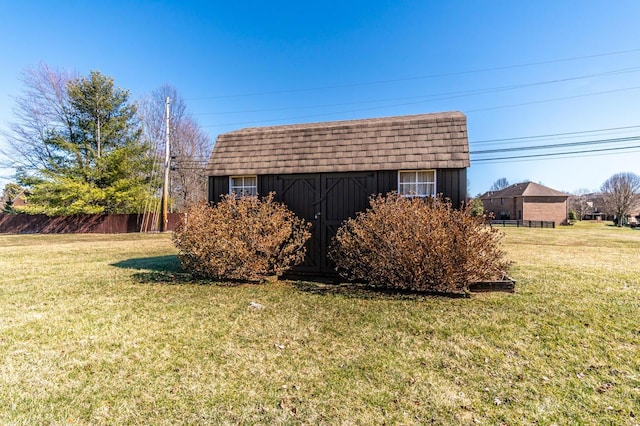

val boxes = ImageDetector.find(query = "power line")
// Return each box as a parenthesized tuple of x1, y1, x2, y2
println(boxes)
(178, 145, 640, 170)
(470, 124, 640, 145)
(170, 156, 207, 161)
(178, 134, 640, 157)
(466, 86, 640, 113)
(471, 147, 640, 164)
(185, 47, 640, 101)
(175, 135, 640, 166)
(470, 136, 640, 155)
(178, 146, 640, 170)
(194, 67, 640, 117)
(199, 85, 640, 129)
(174, 128, 640, 166)
(471, 144, 640, 163)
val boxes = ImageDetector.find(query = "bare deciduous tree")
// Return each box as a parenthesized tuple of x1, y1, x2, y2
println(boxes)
(0, 64, 77, 174)
(568, 188, 592, 220)
(601, 172, 640, 226)
(139, 85, 212, 211)
(490, 177, 510, 192)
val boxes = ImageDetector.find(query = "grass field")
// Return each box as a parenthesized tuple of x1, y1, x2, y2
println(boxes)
(0, 222, 639, 424)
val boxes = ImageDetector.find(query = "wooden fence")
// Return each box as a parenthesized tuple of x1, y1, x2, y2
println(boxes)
(0, 213, 184, 234)
(490, 220, 556, 228)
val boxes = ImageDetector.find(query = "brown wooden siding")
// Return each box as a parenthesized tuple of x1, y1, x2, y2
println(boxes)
(437, 168, 467, 208)
(376, 170, 399, 196)
(258, 175, 278, 197)
(209, 169, 467, 208)
(209, 176, 229, 202)
(207, 168, 467, 276)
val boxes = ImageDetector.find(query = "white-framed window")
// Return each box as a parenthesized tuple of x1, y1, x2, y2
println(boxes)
(398, 170, 436, 197)
(229, 175, 257, 197)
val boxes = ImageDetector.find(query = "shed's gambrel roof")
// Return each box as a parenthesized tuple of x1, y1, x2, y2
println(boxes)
(206, 111, 469, 176)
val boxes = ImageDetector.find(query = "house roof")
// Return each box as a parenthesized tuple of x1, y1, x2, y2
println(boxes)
(206, 111, 469, 176)
(481, 182, 568, 199)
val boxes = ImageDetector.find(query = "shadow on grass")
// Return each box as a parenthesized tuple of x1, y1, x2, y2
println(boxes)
(111, 255, 249, 286)
(111, 256, 473, 298)
(112, 255, 201, 285)
(293, 281, 468, 300)
(113, 255, 182, 272)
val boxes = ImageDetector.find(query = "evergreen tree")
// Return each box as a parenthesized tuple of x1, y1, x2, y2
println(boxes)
(469, 197, 485, 217)
(16, 71, 157, 215)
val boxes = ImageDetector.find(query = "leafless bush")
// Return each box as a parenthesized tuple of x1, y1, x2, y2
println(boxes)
(173, 193, 311, 281)
(329, 193, 512, 293)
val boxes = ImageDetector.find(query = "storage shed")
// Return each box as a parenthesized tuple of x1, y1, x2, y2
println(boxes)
(207, 111, 470, 275)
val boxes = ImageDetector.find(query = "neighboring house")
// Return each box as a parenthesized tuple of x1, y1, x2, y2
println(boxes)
(1, 188, 27, 212)
(583, 193, 640, 223)
(581, 194, 608, 221)
(571, 192, 640, 223)
(480, 182, 568, 225)
(206, 111, 470, 275)
(12, 192, 27, 208)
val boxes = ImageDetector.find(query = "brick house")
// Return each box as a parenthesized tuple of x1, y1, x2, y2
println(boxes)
(206, 111, 470, 275)
(480, 182, 568, 225)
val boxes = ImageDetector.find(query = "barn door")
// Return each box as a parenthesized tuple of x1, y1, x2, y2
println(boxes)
(278, 175, 322, 273)
(278, 172, 376, 275)
(319, 173, 376, 273)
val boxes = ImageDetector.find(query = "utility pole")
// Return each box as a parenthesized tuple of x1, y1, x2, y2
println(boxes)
(96, 114, 101, 158)
(96, 92, 102, 158)
(160, 97, 170, 232)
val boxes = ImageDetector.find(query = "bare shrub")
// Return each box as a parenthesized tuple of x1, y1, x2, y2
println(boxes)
(329, 193, 512, 293)
(173, 193, 311, 281)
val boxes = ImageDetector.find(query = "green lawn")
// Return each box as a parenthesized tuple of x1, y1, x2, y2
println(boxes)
(0, 222, 639, 424)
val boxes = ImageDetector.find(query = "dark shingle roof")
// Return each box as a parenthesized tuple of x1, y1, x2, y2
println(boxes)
(481, 182, 568, 199)
(206, 111, 469, 176)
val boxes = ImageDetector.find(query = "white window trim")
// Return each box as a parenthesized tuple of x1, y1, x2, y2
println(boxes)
(398, 170, 437, 197)
(229, 175, 258, 197)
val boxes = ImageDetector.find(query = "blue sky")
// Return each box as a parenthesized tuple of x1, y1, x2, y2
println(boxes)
(1, 1, 639, 196)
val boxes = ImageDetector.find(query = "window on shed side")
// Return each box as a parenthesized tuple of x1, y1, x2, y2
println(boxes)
(398, 170, 436, 197)
(229, 176, 257, 197)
